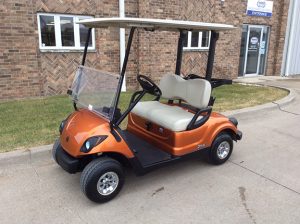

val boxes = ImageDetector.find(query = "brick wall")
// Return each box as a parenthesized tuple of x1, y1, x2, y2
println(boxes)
(0, 1, 41, 99)
(0, 0, 291, 99)
(180, 0, 214, 77)
(211, 0, 290, 78)
(124, 0, 290, 87)
(124, 0, 291, 89)
(36, 0, 120, 95)
(0, 0, 121, 99)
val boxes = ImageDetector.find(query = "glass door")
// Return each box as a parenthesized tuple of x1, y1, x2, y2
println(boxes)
(238, 25, 270, 77)
(258, 26, 270, 75)
(245, 26, 263, 75)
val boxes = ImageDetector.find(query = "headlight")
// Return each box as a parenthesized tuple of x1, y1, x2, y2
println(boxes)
(59, 120, 65, 134)
(80, 136, 108, 153)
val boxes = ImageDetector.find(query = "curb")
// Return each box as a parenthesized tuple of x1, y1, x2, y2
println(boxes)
(0, 83, 297, 166)
(0, 144, 53, 168)
(223, 84, 296, 117)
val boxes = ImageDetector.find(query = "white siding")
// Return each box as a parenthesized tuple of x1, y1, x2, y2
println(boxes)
(282, 0, 300, 76)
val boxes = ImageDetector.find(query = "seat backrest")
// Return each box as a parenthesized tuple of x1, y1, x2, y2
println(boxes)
(159, 74, 211, 109)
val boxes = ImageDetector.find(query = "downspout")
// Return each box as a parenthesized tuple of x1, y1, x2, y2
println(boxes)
(119, 0, 126, 91)
(282, 0, 296, 76)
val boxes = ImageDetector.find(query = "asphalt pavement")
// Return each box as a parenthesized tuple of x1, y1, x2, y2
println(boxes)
(0, 77, 300, 224)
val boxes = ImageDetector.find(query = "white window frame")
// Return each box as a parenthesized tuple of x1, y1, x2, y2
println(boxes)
(183, 31, 211, 51)
(37, 13, 96, 51)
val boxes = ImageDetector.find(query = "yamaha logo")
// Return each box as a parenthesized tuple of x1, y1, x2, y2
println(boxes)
(197, 144, 206, 150)
(257, 0, 266, 8)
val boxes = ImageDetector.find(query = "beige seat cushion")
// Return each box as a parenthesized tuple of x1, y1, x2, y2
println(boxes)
(159, 74, 211, 109)
(132, 101, 202, 132)
(131, 74, 211, 132)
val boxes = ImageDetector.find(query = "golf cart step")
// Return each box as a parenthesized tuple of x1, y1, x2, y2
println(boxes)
(122, 130, 172, 166)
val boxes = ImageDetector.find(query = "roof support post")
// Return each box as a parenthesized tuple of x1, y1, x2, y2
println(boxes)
(175, 30, 187, 76)
(81, 28, 92, 66)
(111, 27, 136, 126)
(205, 31, 219, 81)
(119, 0, 126, 90)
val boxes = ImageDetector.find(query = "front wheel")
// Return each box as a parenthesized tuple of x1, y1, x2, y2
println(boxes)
(80, 157, 124, 203)
(209, 133, 233, 165)
(52, 139, 60, 163)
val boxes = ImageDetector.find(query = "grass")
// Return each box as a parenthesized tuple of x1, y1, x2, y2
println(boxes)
(0, 84, 288, 152)
(211, 84, 288, 112)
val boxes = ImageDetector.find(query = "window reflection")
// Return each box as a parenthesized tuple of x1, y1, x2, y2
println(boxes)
(182, 33, 188, 47)
(79, 23, 92, 47)
(60, 17, 74, 46)
(191, 32, 199, 47)
(40, 15, 56, 47)
(201, 31, 209, 47)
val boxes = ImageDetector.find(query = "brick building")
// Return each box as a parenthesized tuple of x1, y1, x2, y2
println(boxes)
(0, 0, 292, 99)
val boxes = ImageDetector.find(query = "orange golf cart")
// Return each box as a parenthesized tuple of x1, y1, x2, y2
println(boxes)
(52, 17, 242, 203)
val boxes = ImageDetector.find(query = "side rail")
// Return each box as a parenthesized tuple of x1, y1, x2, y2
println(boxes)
(186, 106, 212, 130)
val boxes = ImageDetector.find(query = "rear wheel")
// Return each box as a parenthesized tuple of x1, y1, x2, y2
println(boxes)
(80, 157, 124, 203)
(209, 133, 233, 165)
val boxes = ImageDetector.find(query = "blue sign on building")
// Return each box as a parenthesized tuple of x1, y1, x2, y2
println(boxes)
(247, 0, 273, 17)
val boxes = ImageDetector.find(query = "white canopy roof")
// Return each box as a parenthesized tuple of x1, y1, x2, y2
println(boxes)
(77, 17, 235, 31)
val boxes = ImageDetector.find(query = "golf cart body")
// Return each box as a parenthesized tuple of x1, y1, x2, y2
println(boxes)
(53, 17, 242, 202)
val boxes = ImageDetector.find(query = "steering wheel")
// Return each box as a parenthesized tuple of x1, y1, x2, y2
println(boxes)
(137, 75, 162, 97)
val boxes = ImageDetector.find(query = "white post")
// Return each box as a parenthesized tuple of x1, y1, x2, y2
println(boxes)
(119, 0, 126, 91)
(283, 0, 297, 77)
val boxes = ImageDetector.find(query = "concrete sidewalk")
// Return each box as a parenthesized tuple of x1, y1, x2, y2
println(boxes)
(1, 77, 300, 224)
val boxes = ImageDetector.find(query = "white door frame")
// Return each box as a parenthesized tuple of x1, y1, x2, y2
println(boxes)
(244, 25, 264, 77)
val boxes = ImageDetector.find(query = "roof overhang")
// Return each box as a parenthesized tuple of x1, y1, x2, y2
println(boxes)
(77, 17, 235, 31)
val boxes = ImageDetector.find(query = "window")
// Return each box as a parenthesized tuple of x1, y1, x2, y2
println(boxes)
(183, 31, 211, 51)
(37, 13, 95, 51)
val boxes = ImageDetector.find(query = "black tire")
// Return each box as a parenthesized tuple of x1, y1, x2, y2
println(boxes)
(52, 139, 60, 163)
(80, 157, 124, 203)
(209, 132, 233, 165)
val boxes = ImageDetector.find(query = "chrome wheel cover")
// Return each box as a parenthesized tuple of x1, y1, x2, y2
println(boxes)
(216, 141, 230, 160)
(97, 172, 119, 196)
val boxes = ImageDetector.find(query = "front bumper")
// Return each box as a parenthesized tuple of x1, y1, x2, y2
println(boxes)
(53, 140, 81, 174)
(236, 130, 243, 141)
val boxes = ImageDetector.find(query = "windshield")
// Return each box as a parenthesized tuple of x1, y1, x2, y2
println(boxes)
(70, 66, 119, 120)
